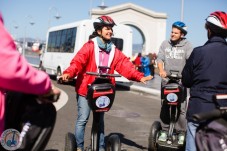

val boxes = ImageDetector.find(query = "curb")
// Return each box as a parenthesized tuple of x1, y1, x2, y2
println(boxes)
(116, 82, 160, 96)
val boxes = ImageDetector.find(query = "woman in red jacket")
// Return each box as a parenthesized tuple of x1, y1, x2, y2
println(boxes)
(61, 15, 152, 151)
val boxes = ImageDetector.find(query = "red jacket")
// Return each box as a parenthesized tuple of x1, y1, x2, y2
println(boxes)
(134, 56, 141, 66)
(63, 38, 144, 96)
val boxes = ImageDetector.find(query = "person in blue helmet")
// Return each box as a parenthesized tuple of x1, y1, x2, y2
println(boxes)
(156, 21, 193, 144)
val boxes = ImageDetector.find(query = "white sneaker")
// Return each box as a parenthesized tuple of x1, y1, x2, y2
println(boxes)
(158, 131, 167, 141)
(77, 148, 82, 151)
(178, 134, 185, 145)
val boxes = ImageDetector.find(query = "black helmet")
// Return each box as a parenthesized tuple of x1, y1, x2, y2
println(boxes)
(93, 16, 116, 30)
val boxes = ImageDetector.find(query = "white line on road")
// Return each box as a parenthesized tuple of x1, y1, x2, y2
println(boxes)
(53, 88, 68, 111)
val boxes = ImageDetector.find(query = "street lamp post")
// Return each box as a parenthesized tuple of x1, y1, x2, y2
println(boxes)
(89, 0, 93, 18)
(98, 0, 108, 10)
(23, 15, 35, 56)
(48, 7, 61, 29)
(181, 0, 184, 21)
(11, 21, 19, 40)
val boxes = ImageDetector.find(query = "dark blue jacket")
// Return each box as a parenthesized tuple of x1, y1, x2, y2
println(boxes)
(182, 36, 227, 121)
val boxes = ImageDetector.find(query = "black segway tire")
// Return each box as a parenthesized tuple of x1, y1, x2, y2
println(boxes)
(65, 132, 76, 151)
(106, 134, 121, 151)
(148, 121, 162, 151)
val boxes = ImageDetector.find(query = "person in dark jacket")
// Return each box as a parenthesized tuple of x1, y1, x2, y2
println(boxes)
(182, 11, 227, 151)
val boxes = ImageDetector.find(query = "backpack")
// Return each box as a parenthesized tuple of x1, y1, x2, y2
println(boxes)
(195, 117, 227, 151)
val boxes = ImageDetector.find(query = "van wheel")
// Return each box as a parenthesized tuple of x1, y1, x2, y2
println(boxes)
(57, 68, 63, 84)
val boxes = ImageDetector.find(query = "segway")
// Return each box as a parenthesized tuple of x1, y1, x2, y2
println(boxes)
(65, 66, 121, 151)
(193, 94, 227, 151)
(3, 91, 59, 151)
(148, 70, 186, 151)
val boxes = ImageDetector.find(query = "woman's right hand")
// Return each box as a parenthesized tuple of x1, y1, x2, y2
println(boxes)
(61, 74, 70, 82)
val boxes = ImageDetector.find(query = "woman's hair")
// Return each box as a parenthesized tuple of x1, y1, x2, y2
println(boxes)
(89, 33, 97, 40)
(89, 31, 100, 39)
(138, 52, 142, 57)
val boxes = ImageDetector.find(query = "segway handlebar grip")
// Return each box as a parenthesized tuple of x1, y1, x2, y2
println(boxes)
(107, 74, 121, 77)
(166, 74, 182, 79)
(86, 72, 99, 76)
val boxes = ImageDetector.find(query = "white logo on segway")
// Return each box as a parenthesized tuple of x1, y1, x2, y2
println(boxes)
(96, 96, 110, 108)
(166, 93, 178, 102)
(1, 129, 21, 150)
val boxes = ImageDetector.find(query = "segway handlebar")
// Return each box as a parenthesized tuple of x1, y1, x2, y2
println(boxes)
(86, 66, 121, 77)
(166, 74, 182, 79)
(166, 70, 182, 79)
(86, 72, 121, 77)
(192, 109, 222, 122)
(193, 94, 227, 122)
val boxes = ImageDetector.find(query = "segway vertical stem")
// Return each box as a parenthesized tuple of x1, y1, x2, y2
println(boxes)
(91, 112, 101, 151)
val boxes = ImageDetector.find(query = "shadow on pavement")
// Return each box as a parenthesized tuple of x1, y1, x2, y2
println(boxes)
(106, 133, 147, 150)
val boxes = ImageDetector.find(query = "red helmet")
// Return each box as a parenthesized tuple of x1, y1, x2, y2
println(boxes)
(93, 16, 116, 30)
(206, 11, 227, 35)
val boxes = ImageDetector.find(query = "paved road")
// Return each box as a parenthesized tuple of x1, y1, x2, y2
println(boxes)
(45, 79, 162, 151)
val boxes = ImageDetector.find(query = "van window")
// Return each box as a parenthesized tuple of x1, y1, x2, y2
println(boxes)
(47, 27, 77, 53)
(27, 42, 33, 47)
(111, 38, 123, 51)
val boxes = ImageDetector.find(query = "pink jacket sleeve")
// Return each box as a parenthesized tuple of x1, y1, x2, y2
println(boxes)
(0, 13, 52, 136)
(0, 14, 51, 95)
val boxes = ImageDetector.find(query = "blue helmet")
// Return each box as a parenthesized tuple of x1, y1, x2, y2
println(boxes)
(172, 21, 187, 36)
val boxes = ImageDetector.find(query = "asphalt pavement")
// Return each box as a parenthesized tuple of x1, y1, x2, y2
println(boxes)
(47, 77, 162, 151)
(116, 74, 161, 97)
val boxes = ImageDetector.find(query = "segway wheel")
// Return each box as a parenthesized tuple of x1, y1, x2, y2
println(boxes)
(106, 134, 121, 151)
(65, 132, 76, 151)
(148, 121, 162, 151)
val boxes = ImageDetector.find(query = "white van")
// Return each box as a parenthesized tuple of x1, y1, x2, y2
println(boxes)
(41, 19, 133, 82)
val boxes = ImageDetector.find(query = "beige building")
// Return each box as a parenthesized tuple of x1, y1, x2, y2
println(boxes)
(91, 3, 167, 55)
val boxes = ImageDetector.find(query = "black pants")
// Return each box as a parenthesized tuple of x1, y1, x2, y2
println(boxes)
(159, 78, 187, 132)
(149, 64, 155, 76)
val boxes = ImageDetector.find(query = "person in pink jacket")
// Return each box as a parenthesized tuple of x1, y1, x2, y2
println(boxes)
(61, 15, 152, 151)
(0, 13, 60, 138)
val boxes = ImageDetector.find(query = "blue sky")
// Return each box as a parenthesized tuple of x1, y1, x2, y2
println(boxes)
(0, 0, 226, 48)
